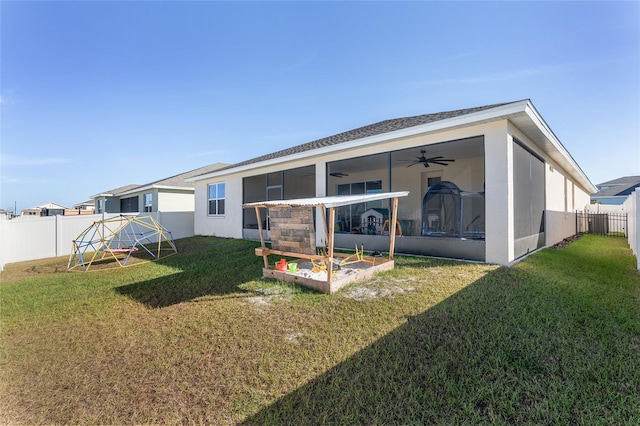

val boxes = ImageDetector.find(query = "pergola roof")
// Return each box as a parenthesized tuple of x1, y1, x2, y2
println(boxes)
(242, 191, 409, 209)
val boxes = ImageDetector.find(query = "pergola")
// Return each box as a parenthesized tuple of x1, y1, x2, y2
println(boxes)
(243, 191, 409, 293)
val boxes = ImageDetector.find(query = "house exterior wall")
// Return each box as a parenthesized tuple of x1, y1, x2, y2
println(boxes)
(195, 122, 501, 255)
(192, 117, 592, 266)
(507, 121, 592, 251)
(484, 121, 513, 265)
(194, 177, 244, 238)
(156, 190, 194, 212)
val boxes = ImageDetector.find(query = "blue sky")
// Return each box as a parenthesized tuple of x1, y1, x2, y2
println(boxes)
(1, 1, 638, 211)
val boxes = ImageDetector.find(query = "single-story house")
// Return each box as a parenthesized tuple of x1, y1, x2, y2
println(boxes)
(91, 163, 228, 214)
(591, 176, 640, 205)
(73, 200, 96, 212)
(186, 99, 597, 266)
(21, 202, 68, 216)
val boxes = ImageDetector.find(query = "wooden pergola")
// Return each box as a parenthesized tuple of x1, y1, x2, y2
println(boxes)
(242, 191, 409, 293)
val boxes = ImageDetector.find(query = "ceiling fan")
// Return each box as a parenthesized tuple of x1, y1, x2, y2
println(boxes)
(400, 150, 455, 168)
(329, 172, 349, 178)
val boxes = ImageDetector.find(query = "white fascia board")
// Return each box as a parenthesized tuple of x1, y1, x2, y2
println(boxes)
(90, 193, 114, 199)
(187, 101, 532, 183)
(523, 103, 597, 193)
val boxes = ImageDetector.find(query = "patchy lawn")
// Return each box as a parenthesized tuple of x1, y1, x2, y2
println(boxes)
(1, 235, 638, 424)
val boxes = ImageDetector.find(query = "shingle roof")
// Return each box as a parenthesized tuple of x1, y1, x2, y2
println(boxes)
(99, 184, 141, 196)
(144, 162, 228, 188)
(594, 176, 640, 197)
(203, 101, 516, 175)
(93, 163, 229, 198)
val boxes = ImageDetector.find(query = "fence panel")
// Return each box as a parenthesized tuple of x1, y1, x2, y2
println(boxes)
(576, 212, 628, 237)
(0, 212, 195, 271)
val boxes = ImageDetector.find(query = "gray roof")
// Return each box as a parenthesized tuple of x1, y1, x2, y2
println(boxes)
(594, 176, 640, 197)
(95, 184, 142, 197)
(200, 101, 515, 176)
(93, 163, 228, 198)
(142, 162, 228, 188)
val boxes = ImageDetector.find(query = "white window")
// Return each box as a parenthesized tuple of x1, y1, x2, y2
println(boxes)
(208, 183, 225, 216)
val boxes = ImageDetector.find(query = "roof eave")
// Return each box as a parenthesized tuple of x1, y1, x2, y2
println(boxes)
(117, 184, 194, 197)
(187, 101, 531, 183)
(520, 102, 598, 193)
(187, 100, 597, 194)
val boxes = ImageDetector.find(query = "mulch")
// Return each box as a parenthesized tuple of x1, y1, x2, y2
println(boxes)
(551, 234, 582, 249)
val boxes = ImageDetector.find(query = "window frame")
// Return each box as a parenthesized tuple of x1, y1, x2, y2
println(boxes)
(143, 193, 153, 213)
(208, 182, 226, 216)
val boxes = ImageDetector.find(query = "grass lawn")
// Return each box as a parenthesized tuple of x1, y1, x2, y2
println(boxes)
(1, 234, 638, 424)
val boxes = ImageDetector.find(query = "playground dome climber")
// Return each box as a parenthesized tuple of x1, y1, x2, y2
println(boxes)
(67, 214, 177, 271)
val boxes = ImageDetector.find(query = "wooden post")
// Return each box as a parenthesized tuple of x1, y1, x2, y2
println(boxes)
(320, 206, 329, 247)
(255, 206, 268, 268)
(326, 207, 336, 282)
(388, 197, 399, 260)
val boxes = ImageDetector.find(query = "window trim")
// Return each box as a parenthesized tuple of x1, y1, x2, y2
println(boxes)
(208, 182, 226, 217)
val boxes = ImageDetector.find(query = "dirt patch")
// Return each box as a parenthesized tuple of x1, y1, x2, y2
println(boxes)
(342, 276, 416, 300)
(551, 234, 582, 249)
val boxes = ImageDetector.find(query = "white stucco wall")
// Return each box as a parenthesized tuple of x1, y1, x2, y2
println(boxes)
(157, 190, 195, 212)
(484, 121, 513, 265)
(194, 177, 244, 238)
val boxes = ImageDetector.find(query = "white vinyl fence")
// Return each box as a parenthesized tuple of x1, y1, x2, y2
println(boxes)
(0, 212, 194, 272)
(622, 188, 640, 269)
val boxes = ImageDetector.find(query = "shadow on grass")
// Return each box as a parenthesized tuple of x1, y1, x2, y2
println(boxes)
(115, 236, 267, 308)
(241, 259, 640, 424)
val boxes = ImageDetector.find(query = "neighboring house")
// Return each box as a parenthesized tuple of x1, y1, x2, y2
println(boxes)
(91, 163, 228, 214)
(21, 202, 68, 216)
(591, 176, 640, 205)
(0, 208, 15, 219)
(186, 99, 596, 266)
(73, 200, 95, 212)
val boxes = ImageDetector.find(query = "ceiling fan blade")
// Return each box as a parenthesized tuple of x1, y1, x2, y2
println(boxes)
(428, 159, 455, 166)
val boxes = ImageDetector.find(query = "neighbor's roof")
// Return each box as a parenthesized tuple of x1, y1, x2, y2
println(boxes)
(91, 184, 141, 198)
(594, 176, 640, 197)
(91, 163, 228, 199)
(243, 191, 409, 209)
(186, 100, 596, 193)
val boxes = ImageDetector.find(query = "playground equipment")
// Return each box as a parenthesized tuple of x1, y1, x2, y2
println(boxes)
(67, 215, 177, 271)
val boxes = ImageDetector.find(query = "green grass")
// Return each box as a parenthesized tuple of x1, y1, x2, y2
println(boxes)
(1, 235, 638, 424)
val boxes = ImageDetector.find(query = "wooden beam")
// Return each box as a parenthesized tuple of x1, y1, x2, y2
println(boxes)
(327, 207, 336, 282)
(254, 206, 268, 268)
(388, 197, 399, 260)
(254, 247, 327, 261)
(320, 205, 329, 246)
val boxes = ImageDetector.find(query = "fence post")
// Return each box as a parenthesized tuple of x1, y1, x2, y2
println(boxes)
(0, 216, 5, 272)
(55, 214, 59, 258)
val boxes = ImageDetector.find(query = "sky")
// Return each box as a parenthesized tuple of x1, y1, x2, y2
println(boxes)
(1, 1, 639, 212)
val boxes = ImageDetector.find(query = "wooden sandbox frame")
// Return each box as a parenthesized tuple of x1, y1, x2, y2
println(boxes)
(243, 191, 409, 293)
